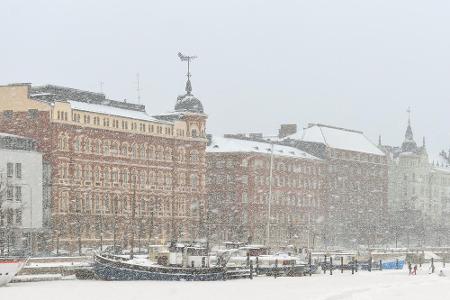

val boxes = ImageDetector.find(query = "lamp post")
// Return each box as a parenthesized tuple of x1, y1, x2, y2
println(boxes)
(266, 142, 274, 247)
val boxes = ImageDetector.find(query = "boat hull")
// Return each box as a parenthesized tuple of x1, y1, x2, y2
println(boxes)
(94, 254, 229, 281)
(0, 258, 27, 287)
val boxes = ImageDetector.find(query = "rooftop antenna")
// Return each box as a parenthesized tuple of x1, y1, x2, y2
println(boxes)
(178, 52, 197, 94)
(99, 81, 104, 94)
(136, 73, 141, 104)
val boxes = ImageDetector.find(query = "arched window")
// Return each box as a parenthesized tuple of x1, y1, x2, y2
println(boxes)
(92, 139, 101, 154)
(164, 147, 172, 161)
(131, 144, 137, 158)
(190, 150, 199, 163)
(103, 167, 110, 183)
(139, 145, 146, 159)
(103, 140, 110, 155)
(73, 136, 81, 152)
(83, 165, 92, 181)
(104, 193, 110, 213)
(111, 141, 119, 156)
(84, 138, 91, 153)
(156, 146, 164, 160)
(111, 168, 119, 183)
(121, 143, 128, 156)
(149, 171, 156, 185)
(147, 145, 155, 160)
(139, 170, 146, 184)
(190, 174, 199, 188)
(94, 166, 100, 182)
(157, 171, 164, 185)
(58, 133, 69, 151)
(178, 147, 186, 163)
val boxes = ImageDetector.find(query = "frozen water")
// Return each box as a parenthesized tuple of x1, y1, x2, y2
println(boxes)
(2, 265, 448, 300)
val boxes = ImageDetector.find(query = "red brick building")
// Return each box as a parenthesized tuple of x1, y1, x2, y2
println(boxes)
(283, 123, 388, 247)
(206, 136, 325, 248)
(0, 82, 207, 253)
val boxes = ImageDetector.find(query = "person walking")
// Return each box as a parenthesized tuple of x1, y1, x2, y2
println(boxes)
(408, 262, 412, 275)
(413, 265, 418, 275)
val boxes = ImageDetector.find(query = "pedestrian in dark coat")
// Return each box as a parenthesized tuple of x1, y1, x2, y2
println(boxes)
(413, 265, 417, 275)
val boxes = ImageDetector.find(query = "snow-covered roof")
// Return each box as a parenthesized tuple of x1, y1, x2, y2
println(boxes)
(68, 101, 171, 125)
(207, 136, 321, 160)
(0, 132, 27, 139)
(290, 124, 385, 156)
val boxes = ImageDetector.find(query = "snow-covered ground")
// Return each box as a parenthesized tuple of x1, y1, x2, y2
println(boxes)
(1, 265, 448, 300)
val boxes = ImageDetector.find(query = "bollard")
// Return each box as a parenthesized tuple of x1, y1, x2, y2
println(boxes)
(274, 259, 278, 279)
(380, 260, 382, 271)
(308, 253, 312, 276)
(249, 260, 253, 280)
(256, 257, 259, 275)
(431, 258, 435, 273)
(324, 255, 327, 274)
(330, 257, 333, 275)
(341, 256, 344, 273)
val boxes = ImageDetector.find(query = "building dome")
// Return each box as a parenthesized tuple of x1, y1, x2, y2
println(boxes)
(175, 93, 204, 113)
(174, 78, 204, 113)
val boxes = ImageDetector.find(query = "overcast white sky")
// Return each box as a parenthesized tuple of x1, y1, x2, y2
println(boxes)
(1, 0, 449, 158)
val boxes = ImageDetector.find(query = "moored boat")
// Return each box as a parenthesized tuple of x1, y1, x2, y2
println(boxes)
(0, 257, 28, 286)
(93, 243, 250, 281)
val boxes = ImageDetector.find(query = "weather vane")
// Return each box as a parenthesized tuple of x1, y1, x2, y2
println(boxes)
(178, 52, 197, 94)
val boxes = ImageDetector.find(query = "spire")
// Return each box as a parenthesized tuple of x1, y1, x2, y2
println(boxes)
(405, 107, 414, 142)
(378, 135, 382, 146)
(422, 136, 426, 148)
(401, 107, 417, 152)
(185, 78, 192, 95)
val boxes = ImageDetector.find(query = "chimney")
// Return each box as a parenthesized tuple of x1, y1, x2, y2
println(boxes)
(206, 134, 213, 146)
(278, 124, 297, 138)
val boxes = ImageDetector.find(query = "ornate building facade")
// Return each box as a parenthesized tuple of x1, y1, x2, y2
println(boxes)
(381, 117, 450, 246)
(206, 136, 325, 248)
(0, 80, 207, 253)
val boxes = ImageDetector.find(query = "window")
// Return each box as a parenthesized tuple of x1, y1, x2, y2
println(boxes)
(7, 162, 13, 178)
(74, 137, 81, 152)
(15, 163, 22, 178)
(190, 174, 199, 188)
(15, 210, 22, 225)
(190, 150, 199, 163)
(7, 186, 13, 201)
(15, 186, 22, 202)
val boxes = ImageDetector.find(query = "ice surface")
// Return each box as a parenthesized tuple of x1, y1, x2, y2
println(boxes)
(1, 265, 448, 300)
